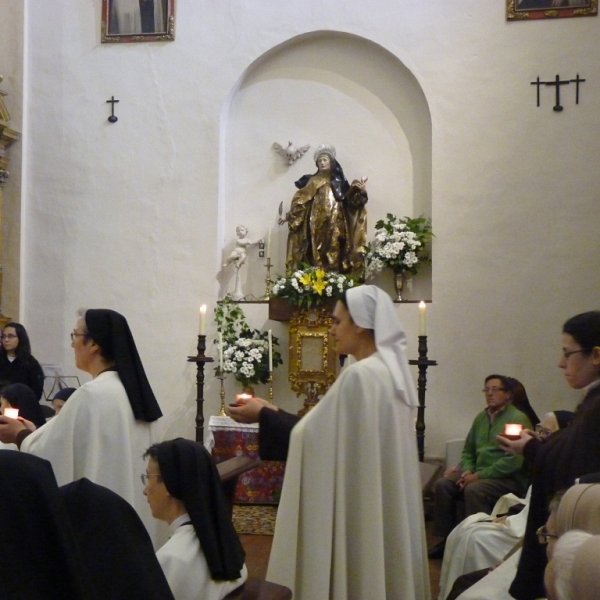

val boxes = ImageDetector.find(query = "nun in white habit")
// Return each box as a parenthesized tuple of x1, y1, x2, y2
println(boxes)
(267, 285, 430, 600)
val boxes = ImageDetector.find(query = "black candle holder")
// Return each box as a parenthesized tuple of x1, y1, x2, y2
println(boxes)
(187, 334, 214, 443)
(409, 335, 437, 462)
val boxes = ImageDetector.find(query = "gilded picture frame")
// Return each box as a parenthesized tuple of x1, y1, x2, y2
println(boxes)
(101, 0, 175, 43)
(507, 0, 597, 20)
(288, 307, 338, 414)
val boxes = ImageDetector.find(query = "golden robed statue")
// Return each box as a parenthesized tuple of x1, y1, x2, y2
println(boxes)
(278, 144, 368, 277)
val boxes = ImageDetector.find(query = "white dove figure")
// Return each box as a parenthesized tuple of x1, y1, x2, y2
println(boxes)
(272, 141, 310, 165)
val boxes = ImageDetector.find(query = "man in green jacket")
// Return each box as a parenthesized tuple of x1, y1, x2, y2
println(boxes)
(428, 374, 532, 559)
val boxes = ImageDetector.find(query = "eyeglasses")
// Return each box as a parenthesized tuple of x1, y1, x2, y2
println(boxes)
(536, 525, 558, 545)
(562, 349, 583, 359)
(70, 332, 88, 342)
(482, 387, 506, 393)
(140, 474, 162, 485)
(1, 334, 17, 340)
(535, 424, 554, 438)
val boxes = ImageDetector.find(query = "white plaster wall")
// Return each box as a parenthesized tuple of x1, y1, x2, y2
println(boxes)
(16, 0, 600, 455)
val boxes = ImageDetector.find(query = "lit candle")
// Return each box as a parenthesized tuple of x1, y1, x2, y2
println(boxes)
(267, 226, 272, 260)
(419, 301, 427, 336)
(268, 329, 273, 372)
(504, 423, 523, 437)
(4, 407, 19, 419)
(199, 305, 207, 335)
(236, 393, 253, 402)
(218, 332, 224, 373)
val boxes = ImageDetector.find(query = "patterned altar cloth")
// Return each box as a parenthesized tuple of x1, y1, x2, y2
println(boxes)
(206, 416, 285, 504)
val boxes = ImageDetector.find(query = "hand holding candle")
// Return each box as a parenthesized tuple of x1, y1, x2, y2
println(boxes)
(199, 305, 207, 335)
(503, 423, 523, 440)
(419, 301, 427, 336)
(3, 407, 18, 420)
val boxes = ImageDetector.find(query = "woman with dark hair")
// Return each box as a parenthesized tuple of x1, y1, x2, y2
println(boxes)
(496, 310, 600, 599)
(0, 322, 45, 400)
(278, 144, 368, 275)
(1, 383, 46, 429)
(0, 308, 163, 545)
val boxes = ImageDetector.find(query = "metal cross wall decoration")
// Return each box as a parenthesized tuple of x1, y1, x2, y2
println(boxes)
(531, 74, 586, 112)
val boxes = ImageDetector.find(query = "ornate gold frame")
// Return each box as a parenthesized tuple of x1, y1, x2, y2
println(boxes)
(101, 0, 175, 43)
(288, 307, 338, 415)
(507, 0, 597, 20)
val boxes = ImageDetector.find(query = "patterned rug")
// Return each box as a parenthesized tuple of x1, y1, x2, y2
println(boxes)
(232, 504, 278, 536)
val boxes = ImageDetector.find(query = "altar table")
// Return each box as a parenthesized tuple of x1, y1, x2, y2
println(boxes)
(206, 416, 285, 504)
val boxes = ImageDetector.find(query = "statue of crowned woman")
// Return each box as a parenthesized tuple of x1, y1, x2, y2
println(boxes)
(278, 144, 368, 277)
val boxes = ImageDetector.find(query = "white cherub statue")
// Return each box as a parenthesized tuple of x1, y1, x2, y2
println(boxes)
(224, 225, 257, 299)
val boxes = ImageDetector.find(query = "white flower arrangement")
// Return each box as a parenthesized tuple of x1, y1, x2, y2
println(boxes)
(365, 214, 433, 278)
(271, 266, 359, 309)
(215, 298, 282, 387)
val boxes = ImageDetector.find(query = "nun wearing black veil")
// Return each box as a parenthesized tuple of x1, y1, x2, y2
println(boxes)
(0, 451, 175, 600)
(0, 309, 164, 545)
(143, 438, 247, 600)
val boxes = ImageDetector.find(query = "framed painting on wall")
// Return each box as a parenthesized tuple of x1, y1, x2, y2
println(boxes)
(101, 0, 175, 43)
(507, 0, 598, 20)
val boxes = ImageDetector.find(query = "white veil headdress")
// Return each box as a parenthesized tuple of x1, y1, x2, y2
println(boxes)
(346, 285, 418, 407)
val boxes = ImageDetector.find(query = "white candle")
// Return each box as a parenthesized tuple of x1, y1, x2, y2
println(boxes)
(199, 305, 207, 335)
(419, 301, 427, 336)
(268, 329, 273, 372)
(4, 407, 19, 419)
(218, 332, 224, 372)
(267, 226, 272, 260)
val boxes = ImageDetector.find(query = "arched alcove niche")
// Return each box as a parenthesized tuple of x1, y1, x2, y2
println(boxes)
(218, 31, 432, 301)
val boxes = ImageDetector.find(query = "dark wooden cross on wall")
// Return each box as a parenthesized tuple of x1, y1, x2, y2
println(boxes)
(106, 96, 119, 123)
(530, 74, 586, 112)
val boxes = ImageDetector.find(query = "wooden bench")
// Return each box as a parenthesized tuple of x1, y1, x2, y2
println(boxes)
(224, 578, 292, 600)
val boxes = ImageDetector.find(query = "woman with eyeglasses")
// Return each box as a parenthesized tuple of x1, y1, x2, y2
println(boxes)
(0, 322, 45, 401)
(495, 311, 600, 599)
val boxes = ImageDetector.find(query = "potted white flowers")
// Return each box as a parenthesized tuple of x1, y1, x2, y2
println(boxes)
(364, 214, 433, 301)
(215, 298, 282, 390)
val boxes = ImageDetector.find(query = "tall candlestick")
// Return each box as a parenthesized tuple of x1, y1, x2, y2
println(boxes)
(218, 332, 224, 373)
(419, 301, 427, 336)
(268, 329, 273, 372)
(267, 225, 272, 260)
(199, 305, 207, 335)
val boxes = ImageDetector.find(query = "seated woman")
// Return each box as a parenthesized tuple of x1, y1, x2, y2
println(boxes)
(143, 438, 247, 600)
(439, 410, 574, 600)
(1, 383, 47, 429)
(453, 482, 600, 600)
(545, 483, 600, 600)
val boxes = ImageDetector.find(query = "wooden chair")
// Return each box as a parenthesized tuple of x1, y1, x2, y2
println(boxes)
(216, 455, 261, 515)
(224, 578, 292, 600)
(217, 458, 292, 598)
